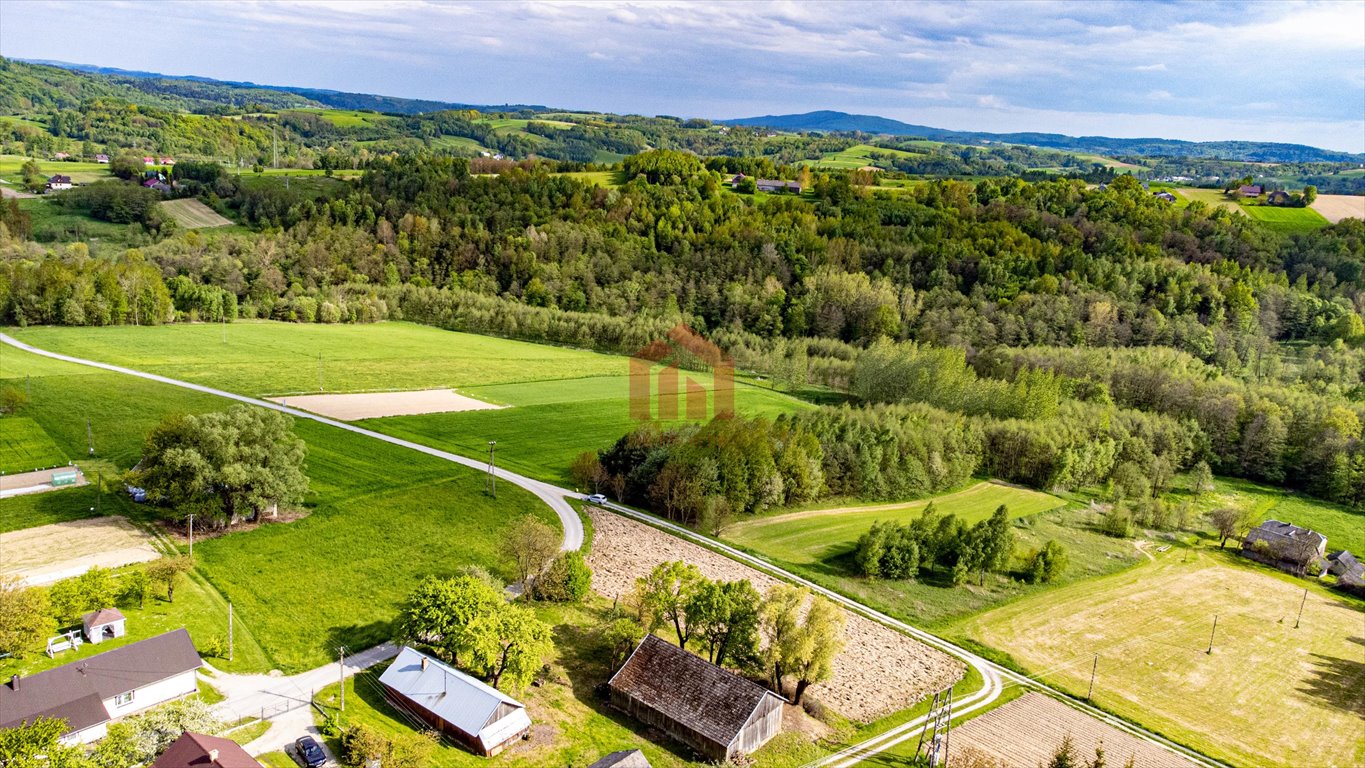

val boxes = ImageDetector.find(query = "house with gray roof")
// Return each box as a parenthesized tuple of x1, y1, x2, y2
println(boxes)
(0, 629, 202, 744)
(607, 635, 784, 762)
(377, 646, 531, 757)
(588, 749, 652, 768)
(1241, 519, 1327, 575)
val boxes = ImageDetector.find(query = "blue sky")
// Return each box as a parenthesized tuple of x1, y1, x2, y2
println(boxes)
(3, 0, 1362, 152)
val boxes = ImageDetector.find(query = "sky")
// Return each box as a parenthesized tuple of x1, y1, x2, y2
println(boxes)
(2, 0, 1363, 152)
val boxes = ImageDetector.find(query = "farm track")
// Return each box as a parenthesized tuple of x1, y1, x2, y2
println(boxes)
(0, 333, 1228, 768)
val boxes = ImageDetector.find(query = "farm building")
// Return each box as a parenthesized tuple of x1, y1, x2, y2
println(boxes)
(607, 635, 784, 762)
(46, 174, 73, 192)
(588, 749, 651, 768)
(1242, 519, 1327, 574)
(95, 153, 110, 163)
(82, 608, 126, 644)
(1237, 184, 1263, 197)
(755, 179, 801, 193)
(1153, 191, 1177, 202)
(1266, 190, 1292, 205)
(0, 629, 202, 744)
(377, 646, 531, 756)
(151, 731, 262, 768)
(1326, 550, 1363, 580)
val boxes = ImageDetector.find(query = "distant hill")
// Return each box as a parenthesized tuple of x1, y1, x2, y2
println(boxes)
(722, 110, 1364, 164)
(22, 59, 549, 115)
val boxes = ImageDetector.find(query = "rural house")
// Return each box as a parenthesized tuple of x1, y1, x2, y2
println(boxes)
(755, 179, 801, 193)
(53, 152, 70, 160)
(82, 607, 127, 644)
(588, 749, 652, 768)
(1326, 550, 1363, 581)
(1237, 184, 1263, 197)
(46, 174, 73, 192)
(1153, 191, 1177, 202)
(377, 646, 532, 756)
(1266, 190, 1292, 205)
(1241, 519, 1327, 574)
(151, 731, 262, 768)
(607, 635, 784, 762)
(0, 629, 203, 744)
(95, 153, 110, 163)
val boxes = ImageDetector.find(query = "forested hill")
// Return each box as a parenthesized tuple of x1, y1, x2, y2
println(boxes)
(722, 110, 1365, 164)
(24, 59, 548, 115)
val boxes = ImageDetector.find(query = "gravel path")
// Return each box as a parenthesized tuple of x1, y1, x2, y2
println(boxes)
(587, 508, 965, 722)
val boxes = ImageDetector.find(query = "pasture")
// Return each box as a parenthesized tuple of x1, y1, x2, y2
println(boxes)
(951, 551, 1365, 768)
(1240, 201, 1328, 233)
(0, 339, 560, 673)
(0, 416, 67, 473)
(13, 322, 813, 486)
(1173, 186, 1244, 213)
(1190, 477, 1364, 555)
(809, 143, 922, 169)
(0, 153, 114, 185)
(159, 198, 234, 228)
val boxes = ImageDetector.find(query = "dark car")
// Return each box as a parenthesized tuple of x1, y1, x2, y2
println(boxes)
(295, 736, 326, 768)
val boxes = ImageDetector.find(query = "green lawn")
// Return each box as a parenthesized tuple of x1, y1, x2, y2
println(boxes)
(1240, 201, 1329, 233)
(13, 322, 814, 486)
(558, 171, 620, 188)
(0, 415, 68, 473)
(950, 550, 1365, 768)
(0, 339, 560, 673)
(725, 490, 1145, 628)
(0, 153, 113, 185)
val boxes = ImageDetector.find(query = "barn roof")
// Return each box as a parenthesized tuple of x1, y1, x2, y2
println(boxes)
(378, 646, 525, 738)
(0, 629, 201, 733)
(608, 635, 783, 748)
(1246, 519, 1326, 549)
(589, 749, 652, 768)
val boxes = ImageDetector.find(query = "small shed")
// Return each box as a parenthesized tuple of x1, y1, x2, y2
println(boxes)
(608, 635, 784, 761)
(51, 469, 78, 487)
(377, 646, 531, 756)
(1326, 550, 1363, 579)
(589, 749, 652, 768)
(1266, 190, 1292, 205)
(82, 608, 126, 644)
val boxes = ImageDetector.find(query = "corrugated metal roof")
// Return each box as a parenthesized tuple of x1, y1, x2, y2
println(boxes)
(378, 646, 526, 738)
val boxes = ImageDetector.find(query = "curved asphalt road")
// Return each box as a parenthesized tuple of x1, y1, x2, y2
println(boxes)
(2, 333, 1224, 768)
(0, 333, 582, 551)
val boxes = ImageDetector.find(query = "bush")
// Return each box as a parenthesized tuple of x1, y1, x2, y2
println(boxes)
(1028, 540, 1069, 583)
(1100, 506, 1132, 538)
(197, 635, 228, 659)
(534, 551, 592, 602)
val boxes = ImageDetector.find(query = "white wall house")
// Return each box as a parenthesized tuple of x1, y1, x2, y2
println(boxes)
(0, 629, 202, 745)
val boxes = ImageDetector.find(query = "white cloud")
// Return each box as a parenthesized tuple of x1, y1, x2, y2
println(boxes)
(1134, 63, 1167, 72)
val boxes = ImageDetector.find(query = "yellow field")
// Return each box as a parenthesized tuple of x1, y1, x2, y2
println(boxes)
(954, 552, 1365, 768)
(159, 198, 233, 228)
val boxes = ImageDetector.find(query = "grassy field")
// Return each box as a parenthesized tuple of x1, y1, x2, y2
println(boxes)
(724, 485, 1144, 627)
(0, 415, 68, 473)
(951, 550, 1365, 768)
(17, 197, 141, 245)
(0, 339, 560, 673)
(559, 170, 620, 188)
(1173, 187, 1244, 213)
(0, 153, 113, 185)
(1240, 201, 1329, 233)
(1188, 477, 1365, 555)
(159, 198, 233, 228)
(13, 322, 813, 486)
(288, 108, 399, 129)
(808, 143, 922, 170)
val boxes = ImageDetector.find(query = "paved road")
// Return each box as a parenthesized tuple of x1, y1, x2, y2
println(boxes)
(1, 333, 1224, 768)
(0, 333, 582, 551)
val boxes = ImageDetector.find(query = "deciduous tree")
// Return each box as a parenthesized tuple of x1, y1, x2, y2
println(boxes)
(505, 516, 559, 591)
(0, 576, 54, 658)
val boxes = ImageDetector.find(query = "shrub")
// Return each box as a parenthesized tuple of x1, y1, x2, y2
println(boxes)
(1100, 505, 1132, 538)
(534, 551, 592, 602)
(198, 635, 228, 659)
(1028, 540, 1069, 583)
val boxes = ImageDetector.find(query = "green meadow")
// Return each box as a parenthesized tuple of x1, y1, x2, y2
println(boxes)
(1187, 476, 1365, 555)
(13, 322, 814, 486)
(1240, 201, 1329, 234)
(0, 416, 68, 473)
(0, 340, 557, 673)
(808, 143, 923, 169)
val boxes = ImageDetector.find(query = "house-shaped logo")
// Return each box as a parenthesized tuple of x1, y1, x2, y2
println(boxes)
(629, 324, 734, 421)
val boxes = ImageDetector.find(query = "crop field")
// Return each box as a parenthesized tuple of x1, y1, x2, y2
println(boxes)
(13, 322, 813, 486)
(1240, 202, 1329, 233)
(1190, 477, 1365, 555)
(722, 485, 1140, 627)
(0, 516, 160, 585)
(0, 340, 559, 673)
(1311, 193, 1365, 223)
(809, 143, 923, 169)
(159, 198, 233, 228)
(952, 551, 1365, 768)
(0, 416, 67, 473)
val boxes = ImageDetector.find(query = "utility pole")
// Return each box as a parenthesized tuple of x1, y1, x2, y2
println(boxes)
(486, 441, 497, 499)
(1294, 588, 1308, 629)
(317, 352, 323, 392)
(96, 471, 101, 514)
(1206, 614, 1219, 654)
(338, 646, 346, 713)
(229, 602, 234, 661)
(188, 514, 194, 558)
(87, 420, 94, 456)
(1087, 653, 1098, 701)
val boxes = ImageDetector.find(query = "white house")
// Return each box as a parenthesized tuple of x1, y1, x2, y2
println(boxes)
(46, 174, 73, 192)
(0, 629, 202, 744)
(378, 646, 532, 756)
(82, 608, 127, 644)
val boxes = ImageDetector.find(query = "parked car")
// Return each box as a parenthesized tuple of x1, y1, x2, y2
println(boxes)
(295, 736, 326, 768)
(586, 493, 607, 505)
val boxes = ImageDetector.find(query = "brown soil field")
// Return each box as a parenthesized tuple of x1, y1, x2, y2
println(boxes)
(0, 516, 161, 585)
(159, 198, 233, 228)
(266, 389, 503, 420)
(586, 508, 965, 722)
(950, 692, 1201, 768)
(1310, 194, 1365, 223)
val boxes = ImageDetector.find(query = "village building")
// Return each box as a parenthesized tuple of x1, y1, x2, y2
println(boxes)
(754, 179, 801, 193)
(1266, 190, 1292, 205)
(1326, 550, 1363, 581)
(1241, 519, 1327, 574)
(377, 646, 532, 757)
(151, 731, 262, 768)
(82, 608, 127, 645)
(95, 153, 110, 163)
(46, 174, 73, 192)
(588, 749, 652, 768)
(1237, 184, 1263, 197)
(607, 635, 784, 762)
(1153, 191, 1177, 202)
(0, 629, 202, 744)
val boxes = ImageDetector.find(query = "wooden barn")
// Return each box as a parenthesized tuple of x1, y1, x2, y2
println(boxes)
(607, 635, 784, 761)
(377, 646, 531, 757)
